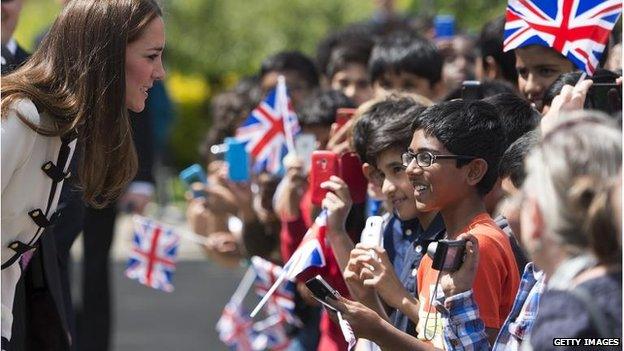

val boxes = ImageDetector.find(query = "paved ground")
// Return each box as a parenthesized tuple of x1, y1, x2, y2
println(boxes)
(70, 206, 246, 351)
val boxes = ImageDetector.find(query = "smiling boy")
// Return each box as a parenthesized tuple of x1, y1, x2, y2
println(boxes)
(404, 100, 520, 348)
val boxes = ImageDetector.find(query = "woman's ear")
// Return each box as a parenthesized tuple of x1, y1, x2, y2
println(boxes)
(465, 158, 488, 187)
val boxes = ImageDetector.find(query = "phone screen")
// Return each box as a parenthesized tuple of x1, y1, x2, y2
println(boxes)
(305, 276, 339, 311)
(295, 133, 317, 173)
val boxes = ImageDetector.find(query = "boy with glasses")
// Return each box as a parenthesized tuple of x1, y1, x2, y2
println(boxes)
(404, 100, 520, 348)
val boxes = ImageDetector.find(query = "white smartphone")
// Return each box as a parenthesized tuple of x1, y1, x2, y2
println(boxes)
(360, 216, 384, 247)
(360, 216, 384, 261)
(294, 133, 317, 173)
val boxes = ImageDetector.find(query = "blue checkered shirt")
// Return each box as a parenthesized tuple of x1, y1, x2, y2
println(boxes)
(436, 263, 544, 350)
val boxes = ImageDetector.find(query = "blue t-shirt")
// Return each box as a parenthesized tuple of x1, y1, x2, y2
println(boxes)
(383, 215, 416, 276)
(387, 213, 446, 335)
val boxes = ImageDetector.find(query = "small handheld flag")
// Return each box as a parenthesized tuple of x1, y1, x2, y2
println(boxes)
(125, 216, 180, 292)
(251, 256, 301, 326)
(236, 75, 300, 175)
(216, 301, 257, 351)
(250, 210, 328, 317)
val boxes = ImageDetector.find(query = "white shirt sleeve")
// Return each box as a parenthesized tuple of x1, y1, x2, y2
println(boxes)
(1, 103, 39, 193)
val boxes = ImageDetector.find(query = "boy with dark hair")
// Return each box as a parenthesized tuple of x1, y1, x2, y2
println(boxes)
(477, 16, 518, 84)
(368, 32, 444, 100)
(483, 93, 541, 148)
(323, 96, 445, 337)
(259, 51, 319, 109)
(316, 23, 374, 81)
(499, 129, 540, 197)
(438, 34, 477, 90)
(315, 24, 375, 106)
(297, 89, 355, 150)
(404, 100, 520, 347)
(326, 44, 374, 106)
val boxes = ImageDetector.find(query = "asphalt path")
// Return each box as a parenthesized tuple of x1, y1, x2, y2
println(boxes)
(103, 261, 243, 351)
(70, 212, 247, 351)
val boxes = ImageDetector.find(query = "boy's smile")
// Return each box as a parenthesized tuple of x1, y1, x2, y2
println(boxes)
(377, 149, 419, 221)
(405, 130, 469, 212)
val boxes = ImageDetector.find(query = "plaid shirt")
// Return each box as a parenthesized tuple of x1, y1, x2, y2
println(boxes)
(436, 263, 544, 351)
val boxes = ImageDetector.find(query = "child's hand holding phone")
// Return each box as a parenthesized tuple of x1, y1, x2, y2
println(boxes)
(327, 108, 357, 156)
(320, 175, 353, 235)
(347, 243, 412, 311)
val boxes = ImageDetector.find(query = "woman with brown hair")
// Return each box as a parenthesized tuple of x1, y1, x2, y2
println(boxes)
(0, 0, 165, 347)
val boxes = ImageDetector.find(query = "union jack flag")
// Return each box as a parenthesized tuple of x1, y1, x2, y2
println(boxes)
(253, 315, 291, 351)
(503, 0, 622, 74)
(236, 76, 300, 175)
(125, 216, 180, 292)
(216, 301, 258, 351)
(283, 210, 328, 281)
(250, 256, 301, 327)
(249, 211, 328, 319)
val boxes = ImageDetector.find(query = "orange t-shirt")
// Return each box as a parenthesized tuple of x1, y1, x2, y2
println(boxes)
(415, 212, 520, 348)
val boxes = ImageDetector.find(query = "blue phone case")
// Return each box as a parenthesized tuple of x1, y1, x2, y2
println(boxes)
(434, 15, 455, 39)
(225, 138, 250, 182)
(179, 164, 207, 186)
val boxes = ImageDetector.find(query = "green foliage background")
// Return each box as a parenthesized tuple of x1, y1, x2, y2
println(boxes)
(15, 0, 506, 169)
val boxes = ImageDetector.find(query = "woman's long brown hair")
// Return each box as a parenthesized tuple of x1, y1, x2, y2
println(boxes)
(1, 0, 162, 208)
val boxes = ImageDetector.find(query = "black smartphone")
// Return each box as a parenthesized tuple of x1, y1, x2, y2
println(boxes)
(587, 83, 622, 115)
(305, 275, 340, 311)
(427, 239, 466, 272)
(461, 80, 483, 100)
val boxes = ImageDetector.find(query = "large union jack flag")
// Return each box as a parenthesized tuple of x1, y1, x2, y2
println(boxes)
(236, 76, 300, 175)
(125, 216, 180, 292)
(250, 256, 301, 327)
(503, 0, 622, 74)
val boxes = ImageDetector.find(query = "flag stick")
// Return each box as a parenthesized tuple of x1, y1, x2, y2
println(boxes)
(249, 270, 288, 318)
(278, 75, 297, 156)
(575, 72, 587, 86)
(231, 266, 256, 306)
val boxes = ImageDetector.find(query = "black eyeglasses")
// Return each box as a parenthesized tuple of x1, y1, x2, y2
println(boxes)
(401, 151, 476, 168)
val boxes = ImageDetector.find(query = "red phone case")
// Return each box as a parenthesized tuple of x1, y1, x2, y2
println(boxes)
(335, 108, 357, 129)
(339, 152, 367, 204)
(310, 151, 339, 206)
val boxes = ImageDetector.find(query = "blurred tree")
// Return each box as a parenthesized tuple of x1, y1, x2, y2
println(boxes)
(16, 0, 507, 170)
(407, 0, 507, 33)
(164, 0, 375, 86)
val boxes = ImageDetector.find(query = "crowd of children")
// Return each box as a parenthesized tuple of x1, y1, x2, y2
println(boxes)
(185, 5, 623, 350)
